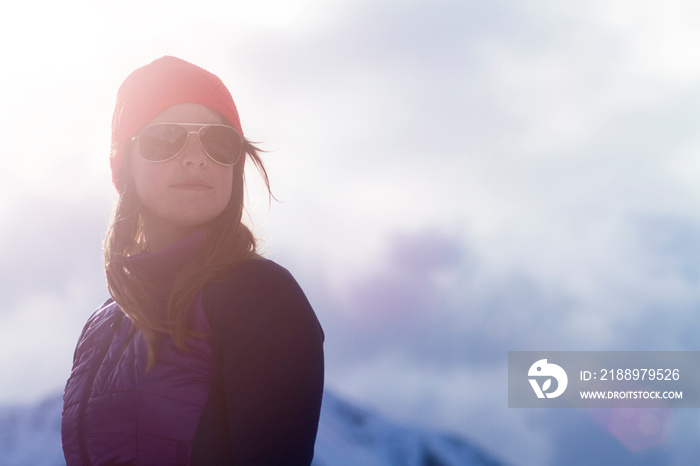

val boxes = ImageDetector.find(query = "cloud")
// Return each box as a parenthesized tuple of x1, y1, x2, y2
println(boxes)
(0, 193, 110, 313)
(0, 187, 112, 401)
(313, 212, 700, 464)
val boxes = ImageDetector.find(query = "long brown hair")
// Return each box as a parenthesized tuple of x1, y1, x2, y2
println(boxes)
(104, 139, 270, 369)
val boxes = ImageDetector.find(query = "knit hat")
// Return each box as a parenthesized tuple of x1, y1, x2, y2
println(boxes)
(110, 56, 244, 189)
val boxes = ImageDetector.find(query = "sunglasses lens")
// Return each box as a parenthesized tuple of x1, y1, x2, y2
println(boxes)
(138, 124, 188, 161)
(199, 125, 242, 165)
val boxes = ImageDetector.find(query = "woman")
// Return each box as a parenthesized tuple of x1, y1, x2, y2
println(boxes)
(61, 56, 324, 465)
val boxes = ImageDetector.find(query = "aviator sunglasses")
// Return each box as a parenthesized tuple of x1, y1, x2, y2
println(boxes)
(132, 123, 243, 166)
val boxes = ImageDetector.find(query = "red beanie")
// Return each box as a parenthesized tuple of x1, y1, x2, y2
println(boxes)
(110, 56, 244, 189)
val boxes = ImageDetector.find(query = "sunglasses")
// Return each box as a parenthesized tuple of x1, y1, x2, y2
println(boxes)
(132, 123, 243, 166)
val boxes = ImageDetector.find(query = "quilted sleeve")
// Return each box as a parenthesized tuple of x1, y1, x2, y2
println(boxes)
(195, 259, 324, 465)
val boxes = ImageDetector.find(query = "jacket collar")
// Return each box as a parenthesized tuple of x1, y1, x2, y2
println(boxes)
(122, 230, 204, 290)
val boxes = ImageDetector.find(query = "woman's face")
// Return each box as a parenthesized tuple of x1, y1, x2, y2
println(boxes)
(128, 103, 235, 249)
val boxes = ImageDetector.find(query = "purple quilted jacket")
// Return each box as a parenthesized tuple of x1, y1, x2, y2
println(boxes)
(61, 296, 214, 465)
(61, 233, 324, 465)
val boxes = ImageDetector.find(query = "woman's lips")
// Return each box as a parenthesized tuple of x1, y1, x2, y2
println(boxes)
(170, 178, 211, 190)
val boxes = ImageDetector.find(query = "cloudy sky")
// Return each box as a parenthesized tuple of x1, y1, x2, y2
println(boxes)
(2, 1, 700, 464)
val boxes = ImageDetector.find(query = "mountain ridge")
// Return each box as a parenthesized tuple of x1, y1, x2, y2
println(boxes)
(0, 390, 508, 466)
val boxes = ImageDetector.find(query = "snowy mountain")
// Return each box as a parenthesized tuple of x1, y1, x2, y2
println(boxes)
(0, 393, 64, 466)
(313, 392, 506, 466)
(0, 390, 506, 466)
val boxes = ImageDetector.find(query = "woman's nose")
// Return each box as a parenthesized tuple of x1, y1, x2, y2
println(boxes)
(180, 132, 208, 167)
